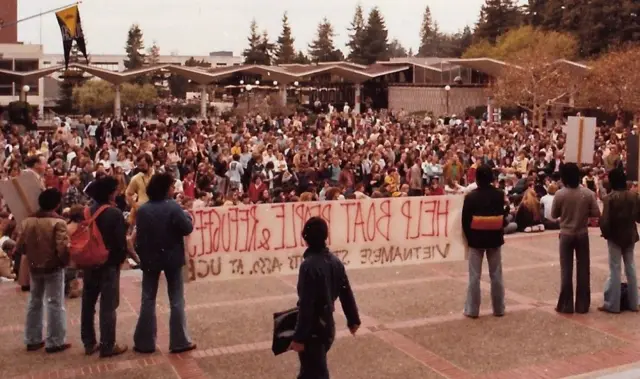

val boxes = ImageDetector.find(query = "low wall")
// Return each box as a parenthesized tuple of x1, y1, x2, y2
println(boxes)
(388, 86, 487, 115)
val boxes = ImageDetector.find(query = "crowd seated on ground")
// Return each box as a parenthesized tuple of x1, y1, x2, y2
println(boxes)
(0, 105, 630, 262)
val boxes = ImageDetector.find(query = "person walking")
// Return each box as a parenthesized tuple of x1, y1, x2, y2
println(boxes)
(81, 177, 128, 357)
(461, 164, 506, 318)
(552, 163, 601, 314)
(133, 173, 196, 354)
(289, 217, 361, 379)
(19, 188, 71, 353)
(598, 168, 640, 313)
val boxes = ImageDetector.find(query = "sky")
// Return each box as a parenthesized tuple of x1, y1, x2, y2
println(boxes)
(17, 0, 488, 56)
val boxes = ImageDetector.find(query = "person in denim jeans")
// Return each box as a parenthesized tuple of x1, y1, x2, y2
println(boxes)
(133, 173, 196, 354)
(81, 177, 128, 358)
(18, 188, 71, 353)
(598, 168, 640, 313)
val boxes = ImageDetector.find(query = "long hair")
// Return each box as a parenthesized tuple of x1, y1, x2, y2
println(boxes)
(520, 188, 541, 221)
(146, 173, 175, 202)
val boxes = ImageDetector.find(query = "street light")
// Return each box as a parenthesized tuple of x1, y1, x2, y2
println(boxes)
(239, 80, 244, 85)
(444, 85, 451, 115)
(255, 80, 260, 85)
(22, 85, 30, 102)
(273, 81, 278, 86)
(294, 81, 299, 86)
(245, 84, 253, 111)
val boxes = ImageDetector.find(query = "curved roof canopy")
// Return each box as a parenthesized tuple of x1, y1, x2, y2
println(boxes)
(0, 65, 67, 84)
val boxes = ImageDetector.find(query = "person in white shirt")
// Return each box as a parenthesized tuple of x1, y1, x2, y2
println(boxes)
(540, 183, 560, 230)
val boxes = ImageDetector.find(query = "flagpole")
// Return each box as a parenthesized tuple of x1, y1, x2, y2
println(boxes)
(0, 1, 82, 30)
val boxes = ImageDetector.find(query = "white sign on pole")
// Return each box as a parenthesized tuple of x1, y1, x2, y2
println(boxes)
(565, 116, 596, 164)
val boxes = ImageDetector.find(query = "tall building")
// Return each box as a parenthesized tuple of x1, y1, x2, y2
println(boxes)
(0, 0, 18, 44)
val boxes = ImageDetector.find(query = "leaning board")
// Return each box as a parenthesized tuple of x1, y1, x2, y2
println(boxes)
(0, 172, 43, 224)
(184, 195, 465, 282)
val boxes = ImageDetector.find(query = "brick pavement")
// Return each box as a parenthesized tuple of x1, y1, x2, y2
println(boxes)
(2, 231, 639, 379)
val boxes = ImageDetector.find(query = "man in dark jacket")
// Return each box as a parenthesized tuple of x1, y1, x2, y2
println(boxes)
(598, 168, 640, 313)
(461, 164, 506, 318)
(290, 217, 361, 379)
(133, 173, 196, 354)
(81, 177, 128, 358)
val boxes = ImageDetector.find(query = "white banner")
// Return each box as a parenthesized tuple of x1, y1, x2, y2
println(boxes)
(185, 195, 466, 281)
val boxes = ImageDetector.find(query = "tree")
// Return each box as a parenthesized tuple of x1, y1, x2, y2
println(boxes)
(388, 39, 408, 58)
(147, 41, 160, 65)
(293, 51, 311, 64)
(58, 42, 89, 113)
(361, 7, 389, 64)
(124, 24, 146, 71)
(346, 4, 367, 64)
(276, 12, 296, 64)
(168, 57, 211, 99)
(490, 46, 580, 128)
(309, 18, 343, 62)
(418, 6, 441, 57)
(580, 46, 640, 115)
(474, 0, 522, 44)
(463, 26, 578, 61)
(73, 80, 158, 113)
(146, 41, 165, 96)
(258, 30, 276, 66)
(243, 20, 271, 65)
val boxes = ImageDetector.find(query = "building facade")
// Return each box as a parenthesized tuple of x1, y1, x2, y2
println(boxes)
(0, 43, 44, 113)
(0, 0, 18, 44)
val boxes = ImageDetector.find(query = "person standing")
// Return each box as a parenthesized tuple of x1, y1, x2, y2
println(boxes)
(598, 168, 640, 313)
(81, 177, 128, 357)
(552, 163, 601, 314)
(125, 154, 154, 221)
(133, 173, 196, 354)
(461, 165, 506, 318)
(289, 217, 361, 379)
(18, 188, 71, 353)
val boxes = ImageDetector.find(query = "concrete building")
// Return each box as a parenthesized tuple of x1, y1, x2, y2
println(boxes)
(0, 43, 45, 114)
(0, 0, 18, 44)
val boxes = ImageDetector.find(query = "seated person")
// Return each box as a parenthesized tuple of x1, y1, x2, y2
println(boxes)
(515, 188, 545, 233)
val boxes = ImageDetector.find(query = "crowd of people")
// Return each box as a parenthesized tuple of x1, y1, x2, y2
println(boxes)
(0, 104, 638, 378)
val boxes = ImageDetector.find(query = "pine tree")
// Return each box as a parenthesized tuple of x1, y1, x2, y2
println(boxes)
(58, 42, 88, 113)
(147, 41, 161, 65)
(388, 39, 408, 58)
(258, 30, 276, 66)
(309, 18, 343, 62)
(361, 7, 389, 64)
(146, 41, 165, 95)
(124, 24, 146, 70)
(276, 12, 296, 64)
(474, 0, 522, 43)
(293, 51, 311, 64)
(346, 4, 367, 64)
(418, 6, 441, 57)
(243, 20, 267, 65)
(407, 47, 414, 57)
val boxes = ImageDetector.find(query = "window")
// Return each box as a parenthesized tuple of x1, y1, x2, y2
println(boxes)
(0, 59, 13, 96)
(14, 59, 38, 72)
(216, 62, 227, 67)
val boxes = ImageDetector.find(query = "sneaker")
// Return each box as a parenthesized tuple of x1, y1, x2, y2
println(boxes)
(100, 344, 128, 358)
(45, 343, 72, 354)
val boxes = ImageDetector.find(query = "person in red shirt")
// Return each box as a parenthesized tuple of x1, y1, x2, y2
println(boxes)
(182, 171, 195, 199)
(248, 175, 267, 203)
(428, 177, 444, 196)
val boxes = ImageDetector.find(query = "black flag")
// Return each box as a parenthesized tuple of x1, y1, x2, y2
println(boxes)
(55, 6, 89, 68)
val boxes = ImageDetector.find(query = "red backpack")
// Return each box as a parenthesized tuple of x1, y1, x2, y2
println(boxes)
(69, 205, 111, 268)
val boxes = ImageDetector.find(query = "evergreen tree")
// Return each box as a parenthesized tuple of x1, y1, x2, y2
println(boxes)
(124, 24, 146, 70)
(388, 39, 408, 58)
(147, 41, 161, 65)
(146, 41, 165, 96)
(258, 30, 276, 66)
(361, 7, 389, 64)
(276, 12, 296, 64)
(407, 47, 414, 57)
(58, 42, 88, 113)
(418, 6, 441, 57)
(169, 57, 211, 99)
(474, 0, 522, 43)
(243, 20, 269, 65)
(346, 4, 367, 64)
(309, 18, 343, 62)
(293, 51, 311, 64)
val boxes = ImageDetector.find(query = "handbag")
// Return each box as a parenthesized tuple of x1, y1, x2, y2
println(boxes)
(272, 307, 299, 356)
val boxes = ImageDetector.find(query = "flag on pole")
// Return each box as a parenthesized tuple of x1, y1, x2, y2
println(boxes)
(55, 5, 88, 68)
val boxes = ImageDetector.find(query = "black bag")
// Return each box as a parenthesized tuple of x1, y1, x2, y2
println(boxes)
(621, 283, 630, 311)
(272, 307, 298, 356)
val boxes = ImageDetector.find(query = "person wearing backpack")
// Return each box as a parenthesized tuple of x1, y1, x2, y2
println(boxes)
(18, 188, 71, 353)
(79, 176, 128, 358)
(133, 173, 196, 354)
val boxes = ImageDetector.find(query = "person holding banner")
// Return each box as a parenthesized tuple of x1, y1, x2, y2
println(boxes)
(552, 163, 601, 314)
(461, 164, 507, 318)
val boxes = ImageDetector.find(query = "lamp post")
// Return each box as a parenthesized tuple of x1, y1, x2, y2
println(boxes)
(21, 85, 30, 102)
(245, 84, 253, 111)
(444, 85, 451, 115)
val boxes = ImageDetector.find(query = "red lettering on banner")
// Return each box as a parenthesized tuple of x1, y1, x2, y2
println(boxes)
(402, 199, 451, 240)
(341, 200, 391, 243)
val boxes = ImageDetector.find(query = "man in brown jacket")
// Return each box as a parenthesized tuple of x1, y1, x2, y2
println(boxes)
(18, 188, 71, 353)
